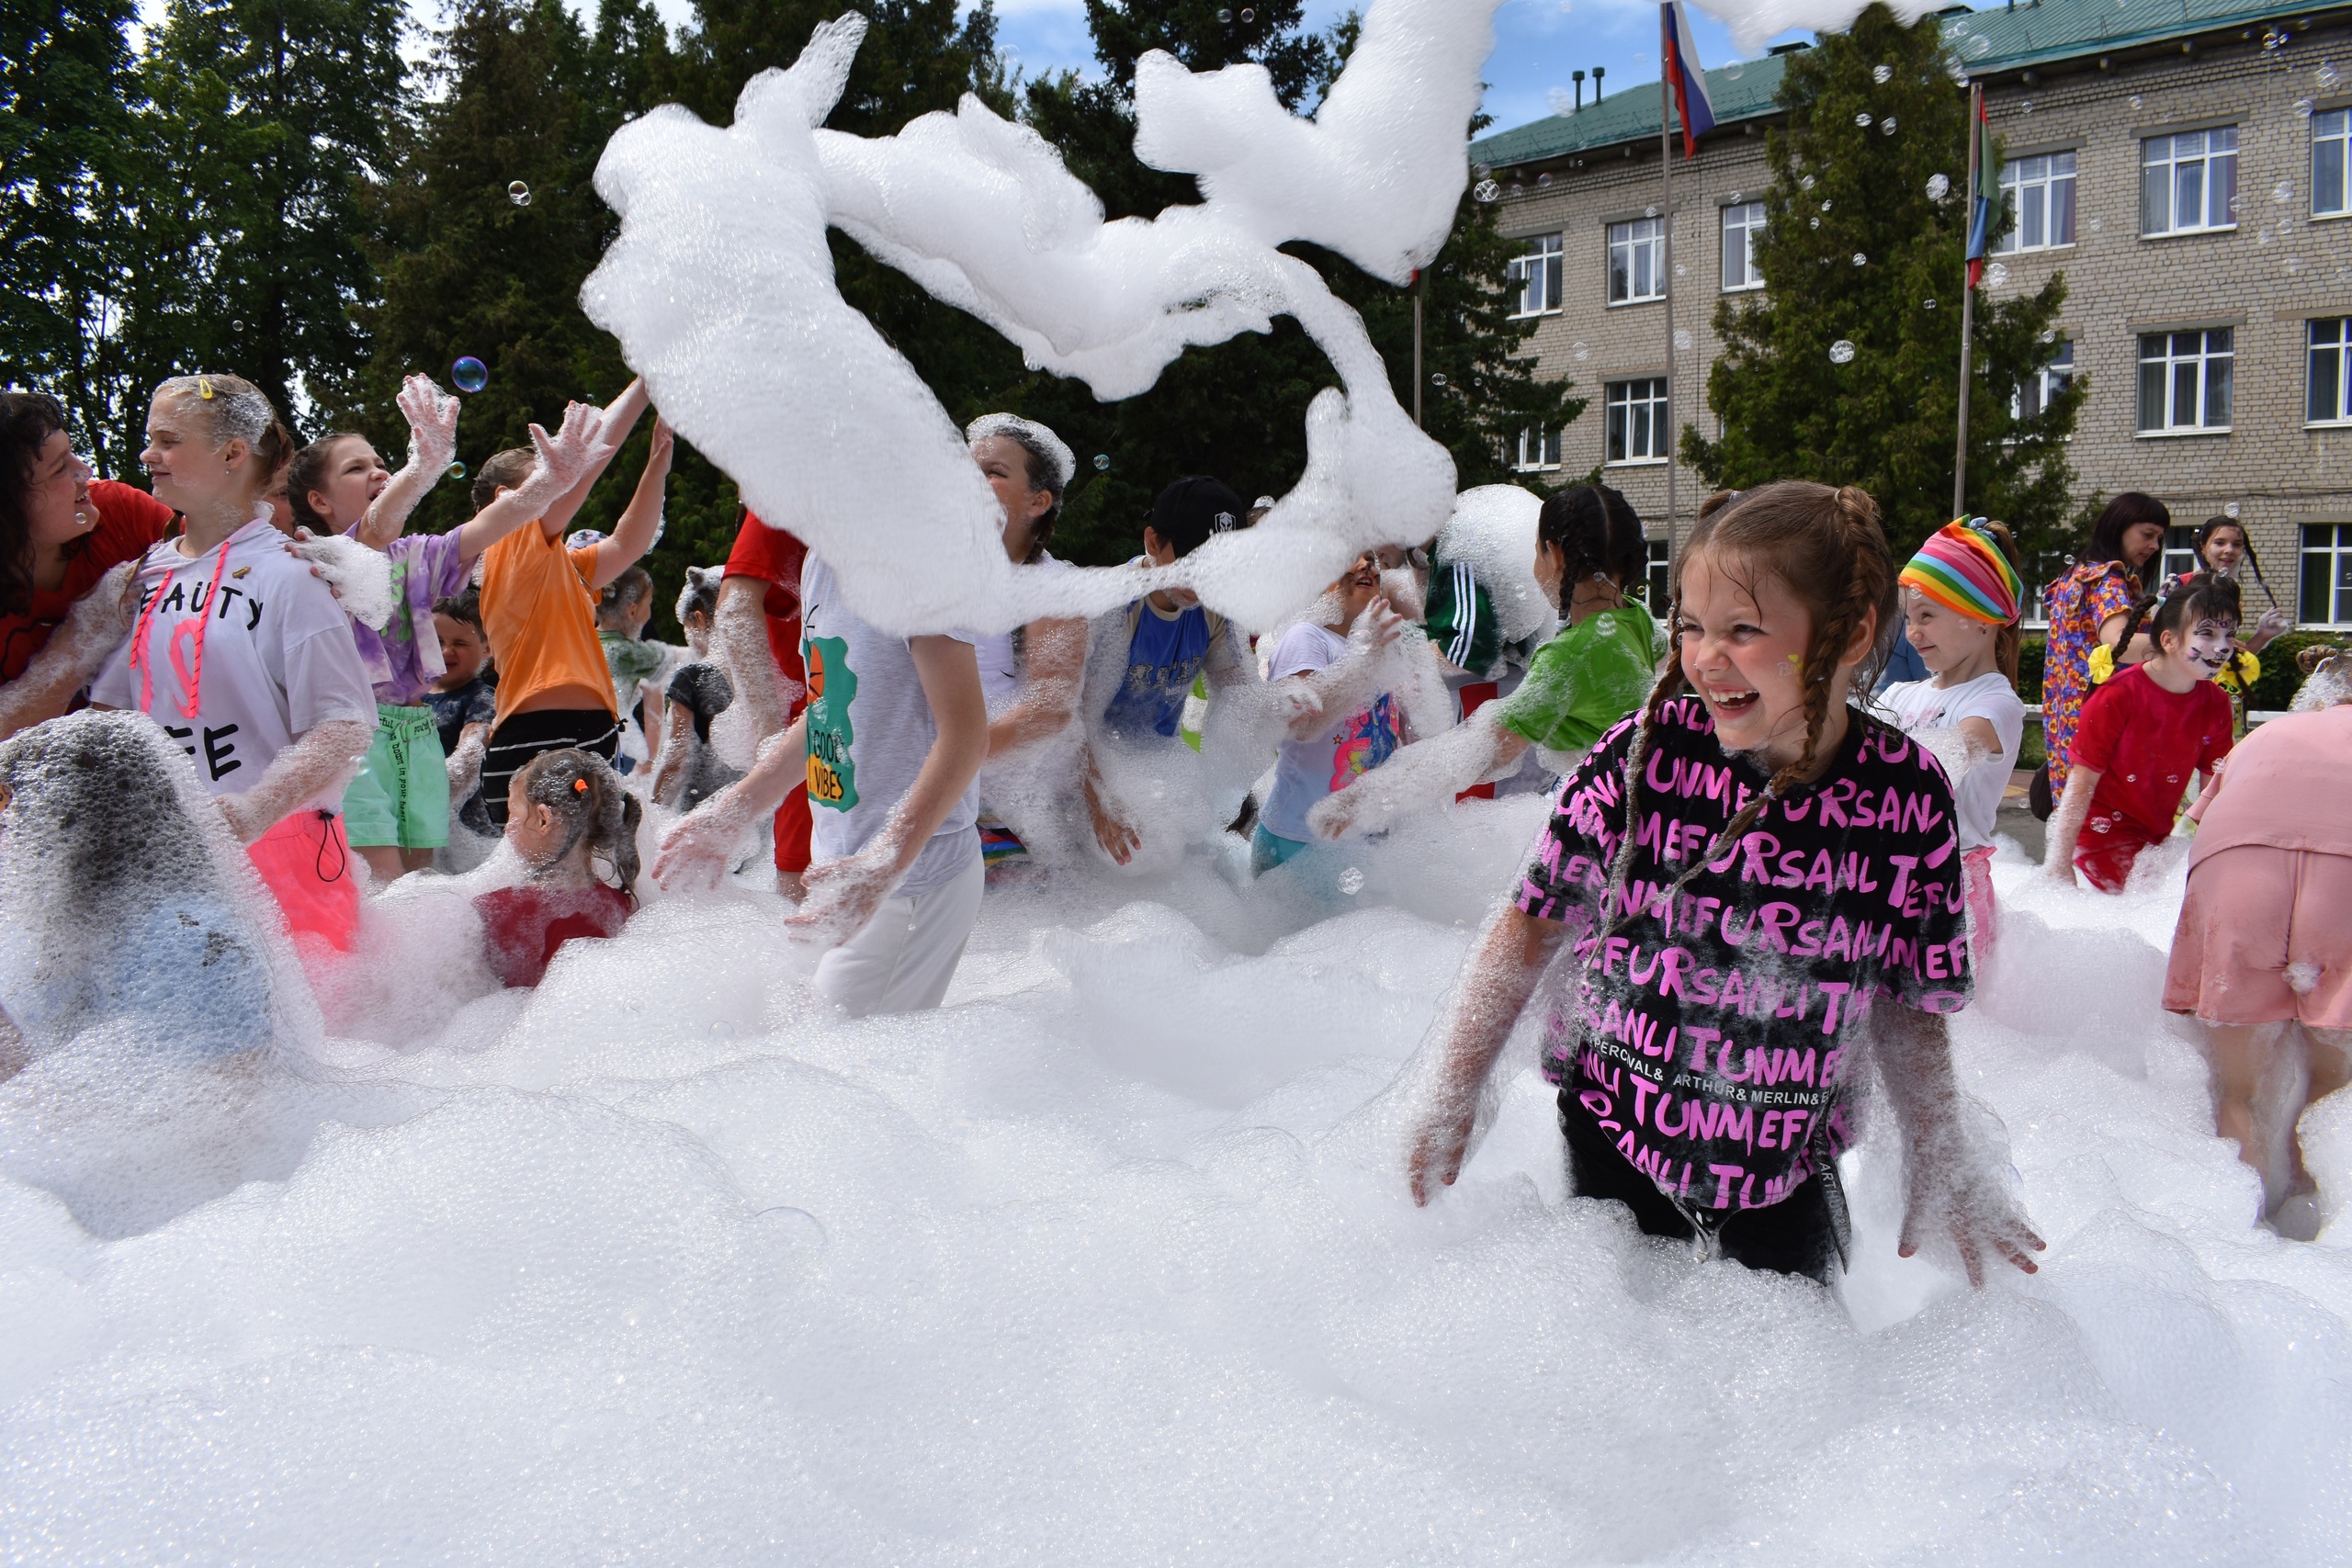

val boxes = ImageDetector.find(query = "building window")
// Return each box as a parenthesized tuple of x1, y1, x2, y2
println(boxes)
(1993, 152, 2077, 253)
(1638, 539, 1672, 609)
(2015, 338, 2075, 420)
(2303, 524, 2352, 625)
(1515, 426, 1562, 470)
(2160, 525, 2203, 587)
(1510, 234, 1564, 317)
(2018, 554, 2067, 628)
(1721, 201, 1766, 290)
(2311, 318, 2352, 423)
(2142, 128, 2238, 235)
(2316, 109, 2351, 218)
(1608, 217, 1666, 304)
(2138, 328, 2233, 433)
(1605, 378, 1670, 463)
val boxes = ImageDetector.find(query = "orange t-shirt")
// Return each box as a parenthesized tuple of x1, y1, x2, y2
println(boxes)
(479, 525, 616, 727)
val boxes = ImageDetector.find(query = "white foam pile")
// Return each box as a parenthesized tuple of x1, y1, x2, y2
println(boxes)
(581, 0, 1494, 638)
(4, 804, 2350, 1562)
(1688, 0, 1959, 57)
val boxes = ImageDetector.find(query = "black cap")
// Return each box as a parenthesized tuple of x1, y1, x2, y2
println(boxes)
(1148, 476, 1246, 558)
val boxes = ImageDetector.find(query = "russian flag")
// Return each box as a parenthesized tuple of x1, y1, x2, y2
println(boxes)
(1662, 1, 1716, 159)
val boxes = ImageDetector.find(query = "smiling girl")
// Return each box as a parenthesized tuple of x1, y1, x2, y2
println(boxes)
(2043, 573, 2239, 894)
(1398, 482, 2041, 1285)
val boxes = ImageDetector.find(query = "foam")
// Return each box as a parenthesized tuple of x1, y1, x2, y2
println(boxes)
(6, 791, 2352, 1556)
(1692, 0, 1960, 55)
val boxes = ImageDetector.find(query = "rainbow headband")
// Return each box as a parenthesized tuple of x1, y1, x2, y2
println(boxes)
(1900, 516, 2021, 626)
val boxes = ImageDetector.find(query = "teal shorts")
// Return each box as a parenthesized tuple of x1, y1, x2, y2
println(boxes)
(344, 703, 450, 850)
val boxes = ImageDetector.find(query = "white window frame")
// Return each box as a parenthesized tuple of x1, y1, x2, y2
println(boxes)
(1604, 378, 1670, 464)
(2013, 338, 2075, 422)
(1515, 425, 1562, 471)
(1607, 217, 1666, 305)
(2315, 109, 2352, 219)
(2137, 328, 2233, 434)
(2159, 525, 2202, 588)
(1641, 539, 1672, 610)
(2303, 523, 2352, 626)
(1509, 234, 1564, 318)
(2311, 317, 2352, 425)
(1721, 201, 1766, 291)
(2142, 127, 2238, 237)
(1993, 151, 2077, 254)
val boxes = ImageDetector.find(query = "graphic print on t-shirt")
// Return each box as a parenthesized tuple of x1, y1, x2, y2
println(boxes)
(1328, 694, 1401, 790)
(803, 634, 860, 811)
(1515, 695, 1970, 1222)
(1102, 602, 1214, 739)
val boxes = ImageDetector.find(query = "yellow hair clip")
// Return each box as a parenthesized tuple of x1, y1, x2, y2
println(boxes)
(197, 376, 215, 400)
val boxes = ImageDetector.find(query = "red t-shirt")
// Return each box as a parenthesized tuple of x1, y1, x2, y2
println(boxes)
(0, 479, 177, 682)
(474, 883, 634, 988)
(2071, 664, 2234, 842)
(723, 509, 808, 715)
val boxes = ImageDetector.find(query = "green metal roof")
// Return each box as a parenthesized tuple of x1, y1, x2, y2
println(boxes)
(1472, 0, 2344, 169)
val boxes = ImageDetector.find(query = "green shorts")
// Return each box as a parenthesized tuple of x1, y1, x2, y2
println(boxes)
(343, 703, 450, 850)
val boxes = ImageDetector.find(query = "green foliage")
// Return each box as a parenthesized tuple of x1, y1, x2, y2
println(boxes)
(1684, 3, 2081, 561)
(2245, 631, 2341, 713)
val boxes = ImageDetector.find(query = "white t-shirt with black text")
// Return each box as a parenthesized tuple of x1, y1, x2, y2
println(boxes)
(1876, 671, 2025, 852)
(91, 519, 378, 808)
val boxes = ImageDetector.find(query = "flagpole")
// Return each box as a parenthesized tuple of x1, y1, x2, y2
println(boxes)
(1952, 80, 1982, 518)
(1659, 11, 1679, 564)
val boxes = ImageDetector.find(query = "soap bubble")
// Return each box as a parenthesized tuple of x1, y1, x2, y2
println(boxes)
(1810, 216, 1821, 229)
(1571, 341, 1589, 362)
(1725, 59, 1744, 79)
(1473, 179, 1500, 202)
(1536, 173, 1553, 187)
(1472, 163, 1491, 177)
(1820, 198, 1832, 212)
(1673, 329, 1691, 350)
(2040, 329, 2057, 344)
(1337, 866, 1365, 896)
(1673, 262, 1686, 276)
(2130, 94, 2143, 107)
(2322, 62, 2343, 88)
(2278, 180, 2296, 202)
(1800, 174, 1816, 191)
(1855, 112, 1873, 127)
(1873, 63, 1894, 84)
(1881, 117, 1897, 134)
(1239, 6, 1254, 19)
(1508, 183, 1525, 197)
(451, 356, 489, 393)
(1729, 190, 1743, 203)
(1828, 339, 1856, 364)
(2022, 99, 2034, 114)
(1852, 252, 1867, 265)
(2224, 501, 2243, 518)
(1970, 33, 1990, 55)
(1925, 298, 1938, 309)
(1092, 453, 1111, 471)
(2296, 97, 2316, 116)
(1927, 173, 1951, 199)
(1644, 205, 1658, 218)
(447, 461, 467, 480)
(2265, 26, 2290, 50)
(1429, 373, 1447, 387)
(1984, 262, 2010, 287)
(231, 320, 244, 332)
(508, 180, 531, 207)
(1216, 6, 1230, 19)
(2088, 216, 2104, 231)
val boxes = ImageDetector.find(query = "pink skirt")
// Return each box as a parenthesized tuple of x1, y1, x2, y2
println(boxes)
(2165, 845, 2352, 1030)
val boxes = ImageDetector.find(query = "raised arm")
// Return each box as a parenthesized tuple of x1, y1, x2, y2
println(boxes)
(715, 573, 796, 739)
(1873, 1003, 2044, 1284)
(537, 376, 649, 539)
(454, 401, 613, 565)
(356, 376, 460, 552)
(587, 417, 673, 591)
(1282, 597, 1407, 742)
(1405, 903, 1566, 1204)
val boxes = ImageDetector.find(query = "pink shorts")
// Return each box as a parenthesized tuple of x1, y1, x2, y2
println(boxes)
(247, 809, 361, 953)
(2165, 845, 2352, 1030)
(1961, 844, 1997, 969)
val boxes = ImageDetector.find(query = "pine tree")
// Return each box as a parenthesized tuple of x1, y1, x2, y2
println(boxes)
(1685, 2, 2081, 558)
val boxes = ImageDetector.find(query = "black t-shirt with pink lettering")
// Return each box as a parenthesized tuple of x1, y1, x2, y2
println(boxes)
(1513, 694, 1971, 1224)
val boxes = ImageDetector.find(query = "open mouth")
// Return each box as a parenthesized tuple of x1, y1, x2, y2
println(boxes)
(1702, 685, 1760, 716)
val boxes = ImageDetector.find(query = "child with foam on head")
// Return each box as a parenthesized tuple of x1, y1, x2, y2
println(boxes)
(651, 568, 743, 814)
(1398, 481, 2043, 1285)
(1309, 482, 1658, 842)
(596, 564, 672, 775)
(1875, 518, 2029, 962)
(475, 748, 641, 988)
(2042, 573, 2240, 894)
(424, 592, 499, 847)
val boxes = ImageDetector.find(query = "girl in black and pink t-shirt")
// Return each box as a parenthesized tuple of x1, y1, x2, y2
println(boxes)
(1402, 481, 2044, 1285)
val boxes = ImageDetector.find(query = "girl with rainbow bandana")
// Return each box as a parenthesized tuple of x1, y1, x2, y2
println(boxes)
(1876, 518, 2029, 964)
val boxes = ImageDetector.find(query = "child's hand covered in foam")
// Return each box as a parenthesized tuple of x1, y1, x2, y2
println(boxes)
(782, 840, 903, 947)
(651, 788, 760, 891)
(396, 374, 460, 478)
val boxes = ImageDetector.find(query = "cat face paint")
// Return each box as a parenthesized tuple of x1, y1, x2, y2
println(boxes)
(2181, 616, 2238, 680)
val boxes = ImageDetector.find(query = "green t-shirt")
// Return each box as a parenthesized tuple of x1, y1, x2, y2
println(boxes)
(1494, 598, 1660, 754)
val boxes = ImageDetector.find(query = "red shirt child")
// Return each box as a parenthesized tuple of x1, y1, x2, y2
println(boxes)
(2067, 663, 2234, 892)
(474, 884, 635, 987)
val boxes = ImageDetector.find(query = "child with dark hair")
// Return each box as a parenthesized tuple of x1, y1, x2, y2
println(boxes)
(2192, 516, 2289, 654)
(424, 592, 499, 841)
(474, 748, 640, 987)
(281, 375, 458, 549)
(2044, 573, 2240, 894)
(1310, 481, 1657, 840)
(2040, 491, 2169, 805)
(1398, 480, 2042, 1286)
(597, 562, 669, 776)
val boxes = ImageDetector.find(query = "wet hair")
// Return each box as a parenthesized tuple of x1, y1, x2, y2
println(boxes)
(1535, 482, 1646, 608)
(154, 373, 295, 498)
(285, 433, 368, 534)
(967, 414, 1069, 563)
(2085, 492, 2169, 582)
(676, 564, 723, 626)
(0, 390, 71, 617)
(433, 591, 485, 641)
(470, 446, 534, 512)
(598, 565, 652, 625)
(2111, 570, 2243, 677)
(1601, 481, 1898, 924)
(2193, 516, 2277, 608)
(512, 748, 641, 899)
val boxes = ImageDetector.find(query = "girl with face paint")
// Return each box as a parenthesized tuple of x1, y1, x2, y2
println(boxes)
(2043, 573, 2242, 893)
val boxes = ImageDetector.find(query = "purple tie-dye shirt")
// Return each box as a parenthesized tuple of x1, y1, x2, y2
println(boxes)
(346, 526, 470, 707)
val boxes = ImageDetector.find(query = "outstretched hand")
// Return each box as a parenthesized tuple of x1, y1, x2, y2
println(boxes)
(1083, 765, 1138, 866)
(1405, 1092, 1480, 1206)
(1350, 592, 1407, 654)
(519, 401, 611, 507)
(396, 374, 460, 476)
(1897, 1162, 2046, 1286)
(783, 844, 899, 947)
(651, 789, 757, 891)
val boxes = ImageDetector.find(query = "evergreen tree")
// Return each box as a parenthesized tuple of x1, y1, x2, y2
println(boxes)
(1686, 3, 2080, 558)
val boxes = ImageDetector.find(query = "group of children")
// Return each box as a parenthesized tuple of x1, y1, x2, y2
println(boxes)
(0, 367, 2344, 1275)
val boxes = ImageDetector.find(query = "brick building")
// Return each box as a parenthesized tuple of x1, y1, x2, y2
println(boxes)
(1469, 0, 2352, 629)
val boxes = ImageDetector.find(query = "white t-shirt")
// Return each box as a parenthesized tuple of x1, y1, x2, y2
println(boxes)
(1259, 622, 1404, 843)
(798, 555, 980, 895)
(1876, 671, 2026, 852)
(976, 552, 1073, 715)
(92, 520, 379, 808)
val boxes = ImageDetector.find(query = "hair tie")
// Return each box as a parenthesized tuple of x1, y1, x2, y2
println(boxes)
(573, 777, 589, 794)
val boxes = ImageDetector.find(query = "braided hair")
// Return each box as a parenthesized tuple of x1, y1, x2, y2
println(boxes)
(513, 748, 642, 900)
(1600, 482, 1898, 931)
(1534, 481, 1646, 613)
(2193, 516, 2278, 609)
